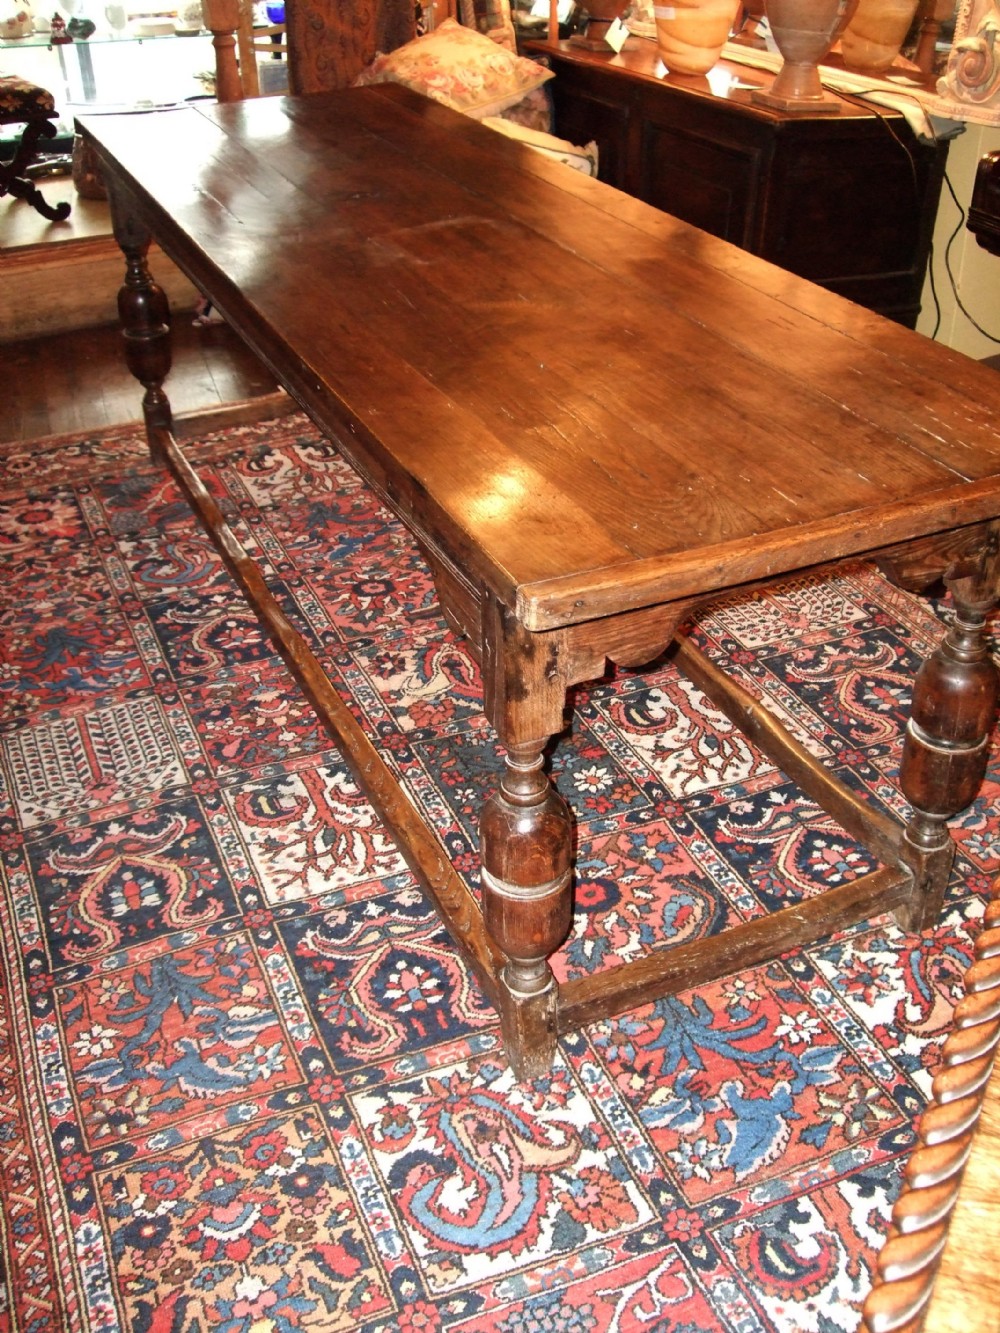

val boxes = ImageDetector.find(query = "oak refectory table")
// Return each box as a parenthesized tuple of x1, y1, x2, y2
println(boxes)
(76, 88, 1000, 1081)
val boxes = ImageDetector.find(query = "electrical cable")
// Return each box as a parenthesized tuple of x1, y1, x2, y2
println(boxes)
(940, 166, 1000, 343)
(839, 84, 1000, 343)
(834, 87, 940, 330)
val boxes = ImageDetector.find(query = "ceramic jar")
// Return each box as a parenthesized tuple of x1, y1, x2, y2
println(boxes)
(654, 0, 741, 76)
(0, 0, 34, 38)
(840, 0, 920, 74)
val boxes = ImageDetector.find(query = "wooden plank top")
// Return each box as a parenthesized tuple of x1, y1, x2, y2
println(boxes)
(78, 87, 1000, 631)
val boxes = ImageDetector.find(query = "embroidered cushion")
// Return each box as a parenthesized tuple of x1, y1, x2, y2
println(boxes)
(0, 76, 57, 121)
(354, 18, 553, 119)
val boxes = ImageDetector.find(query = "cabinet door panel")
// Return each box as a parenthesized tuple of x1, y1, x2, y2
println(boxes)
(638, 122, 762, 249)
(764, 137, 922, 280)
(549, 86, 631, 191)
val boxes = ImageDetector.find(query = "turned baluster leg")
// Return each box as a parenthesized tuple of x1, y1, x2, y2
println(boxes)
(912, 0, 955, 75)
(480, 739, 574, 1079)
(479, 596, 576, 1079)
(897, 583, 999, 931)
(201, 0, 244, 103)
(106, 179, 173, 461)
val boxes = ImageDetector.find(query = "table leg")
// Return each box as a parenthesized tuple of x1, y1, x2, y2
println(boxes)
(106, 179, 173, 459)
(480, 740, 574, 1079)
(479, 600, 575, 1079)
(897, 555, 1000, 931)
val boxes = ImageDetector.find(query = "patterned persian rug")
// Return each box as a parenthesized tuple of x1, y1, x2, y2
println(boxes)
(1, 412, 998, 1333)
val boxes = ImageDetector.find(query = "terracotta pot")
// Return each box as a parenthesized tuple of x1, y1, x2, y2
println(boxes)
(762, 0, 857, 103)
(654, 0, 741, 75)
(840, 0, 920, 73)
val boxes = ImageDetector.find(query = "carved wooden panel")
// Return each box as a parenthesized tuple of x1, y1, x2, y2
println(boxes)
(938, 0, 1000, 121)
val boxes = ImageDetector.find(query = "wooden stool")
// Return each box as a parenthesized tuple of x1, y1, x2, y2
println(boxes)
(0, 75, 71, 221)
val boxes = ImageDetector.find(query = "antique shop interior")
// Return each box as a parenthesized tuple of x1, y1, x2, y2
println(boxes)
(3, 2, 1000, 1332)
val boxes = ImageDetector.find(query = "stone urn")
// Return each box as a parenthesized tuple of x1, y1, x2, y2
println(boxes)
(840, 0, 920, 74)
(753, 0, 858, 109)
(654, 0, 742, 75)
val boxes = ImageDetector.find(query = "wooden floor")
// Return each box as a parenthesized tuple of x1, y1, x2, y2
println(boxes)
(3, 174, 280, 443)
(1, 317, 281, 445)
(0, 177, 111, 254)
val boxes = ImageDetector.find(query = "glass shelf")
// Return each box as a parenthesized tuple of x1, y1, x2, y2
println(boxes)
(1, 29, 214, 112)
(1, 30, 206, 49)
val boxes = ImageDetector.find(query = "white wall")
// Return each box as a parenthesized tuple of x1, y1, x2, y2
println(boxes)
(917, 121, 1000, 359)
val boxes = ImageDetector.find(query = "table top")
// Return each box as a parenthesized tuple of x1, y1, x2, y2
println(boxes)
(78, 88, 1000, 632)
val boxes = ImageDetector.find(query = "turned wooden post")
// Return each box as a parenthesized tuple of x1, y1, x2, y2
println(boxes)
(897, 558, 1000, 931)
(106, 179, 173, 458)
(201, 0, 244, 102)
(480, 740, 574, 1078)
(479, 597, 575, 1079)
(862, 872, 1000, 1333)
(913, 0, 955, 74)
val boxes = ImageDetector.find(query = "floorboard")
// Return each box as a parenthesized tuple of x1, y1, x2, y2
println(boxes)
(1, 317, 280, 445)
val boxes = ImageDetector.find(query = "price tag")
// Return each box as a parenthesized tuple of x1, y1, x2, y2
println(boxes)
(605, 14, 629, 50)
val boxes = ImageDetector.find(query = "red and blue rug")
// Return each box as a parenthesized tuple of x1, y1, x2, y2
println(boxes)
(1, 412, 997, 1332)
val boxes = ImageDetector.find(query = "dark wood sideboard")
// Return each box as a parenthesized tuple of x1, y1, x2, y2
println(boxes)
(526, 38, 949, 327)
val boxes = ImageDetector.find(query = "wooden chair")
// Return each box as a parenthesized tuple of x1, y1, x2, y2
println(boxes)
(860, 874, 1000, 1333)
(201, 0, 284, 100)
(202, 0, 530, 103)
(234, 0, 286, 98)
(0, 75, 71, 222)
(201, 0, 419, 100)
(284, 0, 420, 95)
